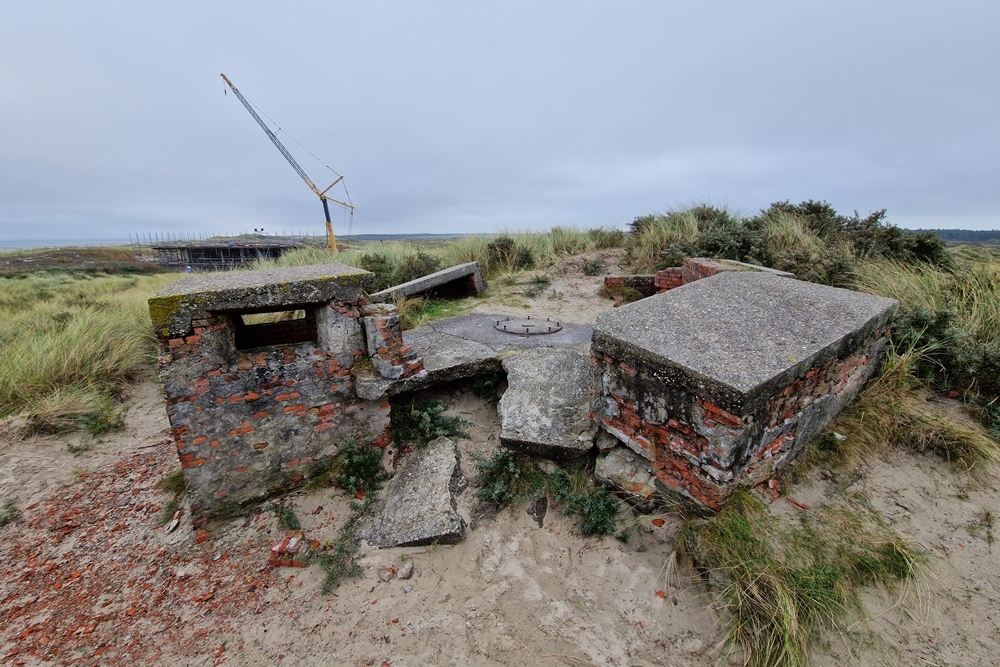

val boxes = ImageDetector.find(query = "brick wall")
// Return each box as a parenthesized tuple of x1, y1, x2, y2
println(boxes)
(233, 311, 317, 349)
(361, 304, 426, 380)
(653, 268, 683, 291)
(593, 328, 889, 510)
(157, 299, 390, 524)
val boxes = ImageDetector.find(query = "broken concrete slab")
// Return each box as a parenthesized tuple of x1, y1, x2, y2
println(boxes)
(368, 261, 486, 302)
(595, 447, 658, 503)
(353, 436, 465, 548)
(498, 347, 598, 460)
(354, 313, 594, 399)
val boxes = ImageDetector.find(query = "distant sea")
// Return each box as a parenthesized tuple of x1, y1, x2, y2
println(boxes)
(0, 239, 132, 250)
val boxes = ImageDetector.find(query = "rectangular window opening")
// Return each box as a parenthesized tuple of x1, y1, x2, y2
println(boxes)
(231, 307, 317, 350)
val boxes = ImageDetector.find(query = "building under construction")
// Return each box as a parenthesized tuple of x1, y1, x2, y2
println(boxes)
(133, 234, 320, 271)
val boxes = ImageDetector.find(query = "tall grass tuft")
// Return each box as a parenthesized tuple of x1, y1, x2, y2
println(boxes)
(824, 343, 1000, 471)
(684, 491, 922, 667)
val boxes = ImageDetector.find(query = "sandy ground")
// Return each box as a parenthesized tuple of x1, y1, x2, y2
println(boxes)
(3, 250, 1000, 666)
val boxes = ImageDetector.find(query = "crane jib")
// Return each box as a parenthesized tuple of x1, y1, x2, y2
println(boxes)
(219, 73, 352, 252)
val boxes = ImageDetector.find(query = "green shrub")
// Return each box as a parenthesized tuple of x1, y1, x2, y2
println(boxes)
(394, 250, 443, 285)
(487, 236, 535, 274)
(391, 399, 471, 447)
(359, 252, 396, 291)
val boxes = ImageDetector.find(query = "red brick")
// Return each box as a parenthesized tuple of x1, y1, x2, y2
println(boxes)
(181, 458, 208, 468)
(229, 425, 255, 436)
(253, 442, 269, 450)
(275, 392, 301, 402)
(281, 404, 306, 413)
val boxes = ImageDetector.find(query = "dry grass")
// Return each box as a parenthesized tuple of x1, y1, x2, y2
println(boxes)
(824, 344, 1000, 472)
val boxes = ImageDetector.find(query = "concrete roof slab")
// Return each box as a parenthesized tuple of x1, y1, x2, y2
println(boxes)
(593, 272, 897, 412)
(149, 263, 371, 336)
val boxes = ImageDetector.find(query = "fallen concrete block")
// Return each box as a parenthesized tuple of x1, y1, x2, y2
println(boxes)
(498, 347, 598, 460)
(353, 436, 465, 548)
(595, 446, 658, 503)
(368, 261, 486, 303)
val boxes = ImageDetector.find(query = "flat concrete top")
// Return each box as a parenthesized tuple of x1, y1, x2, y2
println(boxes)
(594, 272, 897, 399)
(154, 263, 369, 298)
(354, 313, 593, 399)
(149, 263, 371, 336)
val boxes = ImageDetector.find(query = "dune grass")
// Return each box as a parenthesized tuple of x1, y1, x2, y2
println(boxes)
(821, 343, 1000, 472)
(0, 272, 179, 434)
(256, 226, 628, 281)
(683, 491, 923, 667)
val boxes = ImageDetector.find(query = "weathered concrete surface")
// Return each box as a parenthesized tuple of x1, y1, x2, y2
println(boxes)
(594, 271, 898, 414)
(595, 447, 658, 503)
(368, 262, 486, 303)
(149, 263, 371, 337)
(593, 271, 898, 510)
(354, 436, 465, 548)
(355, 313, 594, 399)
(498, 348, 598, 460)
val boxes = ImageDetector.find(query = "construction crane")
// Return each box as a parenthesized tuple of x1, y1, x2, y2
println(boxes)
(220, 73, 353, 253)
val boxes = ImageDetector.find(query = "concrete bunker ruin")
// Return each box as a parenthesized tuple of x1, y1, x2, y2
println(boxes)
(593, 270, 897, 510)
(149, 264, 425, 525)
(150, 258, 897, 529)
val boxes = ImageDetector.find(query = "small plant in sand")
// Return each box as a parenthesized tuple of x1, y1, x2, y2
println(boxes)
(265, 501, 302, 531)
(582, 259, 604, 276)
(332, 440, 388, 495)
(155, 469, 187, 527)
(0, 499, 19, 528)
(470, 372, 504, 400)
(391, 399, 471, 448)
(967, 508, 995, 546)
(472, 454, 622, 537)
(520, 273, 551, 298)
(471, 450, 547, 513)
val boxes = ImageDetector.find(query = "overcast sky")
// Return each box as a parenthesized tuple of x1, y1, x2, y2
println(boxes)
(2, 1, 998, 242)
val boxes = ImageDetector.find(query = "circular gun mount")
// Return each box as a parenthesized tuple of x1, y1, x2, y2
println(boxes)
(493, 315, 563, 336)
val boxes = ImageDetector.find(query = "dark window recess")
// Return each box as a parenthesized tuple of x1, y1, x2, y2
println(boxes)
(232, 309, 317, 350)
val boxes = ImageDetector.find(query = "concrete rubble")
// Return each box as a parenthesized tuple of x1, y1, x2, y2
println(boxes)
(353, 436, 465, 548)
(498, 347, 598, 460)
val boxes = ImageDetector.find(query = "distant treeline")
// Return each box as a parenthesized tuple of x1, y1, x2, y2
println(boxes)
(920, 229, 1000, 244)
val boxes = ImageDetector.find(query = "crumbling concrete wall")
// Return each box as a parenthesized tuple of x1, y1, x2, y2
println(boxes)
(150, 265, 391, 524)
(592, 271, 896, 511)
